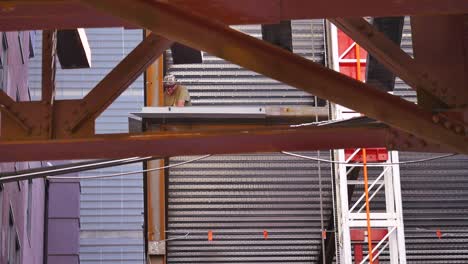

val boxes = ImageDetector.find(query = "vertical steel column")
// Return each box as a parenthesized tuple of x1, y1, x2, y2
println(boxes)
(145, 32, 167, 264)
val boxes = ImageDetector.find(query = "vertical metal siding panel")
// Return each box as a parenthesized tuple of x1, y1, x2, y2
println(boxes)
(28, 28, 145, 264)
(393, 17, 417, 103)
(167, 20, 325, 106)
(166, 20, 330, 264)
(400, 153, 468, 263)
(167, 152, 334, 264)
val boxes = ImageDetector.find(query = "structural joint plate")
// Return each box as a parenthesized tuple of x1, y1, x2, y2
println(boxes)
(148, 240, 166, 255)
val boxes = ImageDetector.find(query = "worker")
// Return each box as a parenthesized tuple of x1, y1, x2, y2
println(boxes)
(163, 74, 192, 107)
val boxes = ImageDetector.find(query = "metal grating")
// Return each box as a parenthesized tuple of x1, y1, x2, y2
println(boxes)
(167, 152, 334, 264)
(166, 20, 330, 264)
(400, 152, 468, 264)
(167, 20, 326, 106)
(393, 17, 416, 103)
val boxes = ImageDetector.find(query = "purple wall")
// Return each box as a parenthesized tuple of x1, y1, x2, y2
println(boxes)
(1, 30, 81, 264)
(0, 31, 46, 264)
(47, 177, 80, 264)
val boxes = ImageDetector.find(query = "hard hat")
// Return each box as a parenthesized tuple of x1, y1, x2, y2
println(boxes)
(163, 74, 177, 86)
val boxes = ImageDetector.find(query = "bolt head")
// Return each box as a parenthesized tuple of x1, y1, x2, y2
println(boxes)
(444, 121, 452, 129)
(455, 126, 464, 134)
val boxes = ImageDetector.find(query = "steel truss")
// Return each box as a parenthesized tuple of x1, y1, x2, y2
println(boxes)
(0, 0, 466, 161)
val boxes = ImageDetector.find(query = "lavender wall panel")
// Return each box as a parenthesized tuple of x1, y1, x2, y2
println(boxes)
(47, 218, 80, 254)
(0, 30, 46, 264)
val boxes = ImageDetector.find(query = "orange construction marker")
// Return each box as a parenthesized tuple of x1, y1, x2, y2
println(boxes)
(208, 230, 213, 241)
(436, 229, 442, 239)
(263, 230, 268, 240)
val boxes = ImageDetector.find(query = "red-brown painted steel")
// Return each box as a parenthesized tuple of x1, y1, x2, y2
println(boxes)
(69, 34, 172, 133)
(1, 0, 468, 30)
(411, 15, 468, 108)
(0, 126, 390, 161)
(78, 0, 468, 154)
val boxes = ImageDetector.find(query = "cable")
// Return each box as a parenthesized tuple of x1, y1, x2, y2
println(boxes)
(47, 155, 212, 180)
(0, 157, 153, 184)
(282, 151, 457, 166)
(164, 231, 190, 242)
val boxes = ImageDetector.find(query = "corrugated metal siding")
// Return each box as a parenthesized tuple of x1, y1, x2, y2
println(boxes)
(167, 152, 333, 264)
(167, 20, 326, 106)
(393, 17, 416, 103)
(28, 28, 145, 264)
(400, 153, 468, 264)
(166, 20, 330, 264)
(385, 17, 468, 263)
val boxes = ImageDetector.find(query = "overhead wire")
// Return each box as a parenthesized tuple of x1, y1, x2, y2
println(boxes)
(1, 151, 457, 182)
(47, 155, 212, 180)
(282, 151, 458, 166)
(0, 157, 153, 184)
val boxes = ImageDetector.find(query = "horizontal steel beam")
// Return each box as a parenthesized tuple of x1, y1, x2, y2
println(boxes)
(80, 0, 468, 154)
(2, 0, 468, 30)
(0, 124, 448, 162)
(170, 0, 468, 24)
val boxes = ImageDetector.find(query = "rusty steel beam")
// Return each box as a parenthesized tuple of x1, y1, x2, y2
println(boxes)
(330, 17, 447, 107)
(0, 1, 134, 31)
(411, 15, 468, 108)
(170, 0, 468, 24)
(0, 91, 32, 134)
(3, 0, 468, 31)
(0, 125, 419, 162)
(79, 0, 468, 153)
(42, 30, 58, 139)
(41, 30, 57, 104)
(68, 34, 173, 133)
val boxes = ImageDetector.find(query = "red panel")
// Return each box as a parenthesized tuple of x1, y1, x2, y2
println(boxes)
(338, 30, 368, 81)
(351, 229, 388, 263)
(354, 244, 363, 264)
(351, 229, 365, 241)
(345, 148, 389, 163)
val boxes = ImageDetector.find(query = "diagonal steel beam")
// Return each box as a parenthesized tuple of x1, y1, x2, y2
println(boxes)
(79, 0, 468, 153)
(68, 34, 173, 133)
(330, 17, 447, 107)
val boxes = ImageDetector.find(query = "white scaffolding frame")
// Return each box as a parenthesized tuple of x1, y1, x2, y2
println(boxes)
(329, 22, 406, 263)
(335, 149, 407, 264)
